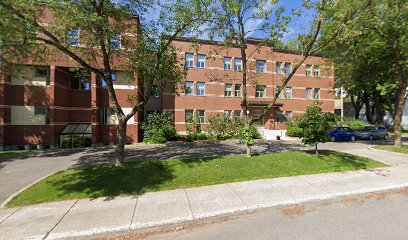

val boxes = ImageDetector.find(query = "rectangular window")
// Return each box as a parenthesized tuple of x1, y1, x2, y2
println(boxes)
(196, 82, 205, 96)
(197, 54, 205, 68)
(306, 64, 312, 76)
(101, 73, 116, 89)
(185, 110, 194, 123)
(276, 111, 284, 123)
(152, 85, 160, 98)
(234, 110, 241, 121)
(256, 60, 266, 73)
(234, 58, 242, 71)
(285, 111, 292, 120)
(275, 86, 281, 98)
(224, 110, 232, 119)
(197, 110, 205, 123)
(35, 67, 50, 86)
(314, 65, 320, 77)
(101, 108, 113, 125)
(306, 88, 312, 99)
(224, 57, 232, 70)
(276, 62, 283, 74)
(255, 85, 266, 98)
(314, 88, 320, 99)
(34, 107, 48, 115)
(71, 74, 91, 90)
(285, 63, 291, 75)
(284, 87, 292, 99)
(185, 53, 194, 68)
(185, 81, 194, 95)
(234, 84, 242, 97)
(110, 34, 121, 50)
(66, 29, 79, 47)
(225, 84, 233, 97)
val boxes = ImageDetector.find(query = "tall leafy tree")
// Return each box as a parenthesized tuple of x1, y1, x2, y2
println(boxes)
(0, 0, 207, 166)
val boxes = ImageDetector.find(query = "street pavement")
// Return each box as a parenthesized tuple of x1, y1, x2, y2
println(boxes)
(140, 189, 408, 240)
(0, 144, 407, 239)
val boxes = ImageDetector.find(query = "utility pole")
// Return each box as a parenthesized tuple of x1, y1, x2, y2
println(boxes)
(340, 86, 344, 121)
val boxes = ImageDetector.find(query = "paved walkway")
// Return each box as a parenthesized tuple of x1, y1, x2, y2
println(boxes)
(0, 147, 407, 239)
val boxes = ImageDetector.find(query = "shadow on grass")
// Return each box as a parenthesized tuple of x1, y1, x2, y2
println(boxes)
(303, 150, 379, 169)
(50, 160, 175, 199)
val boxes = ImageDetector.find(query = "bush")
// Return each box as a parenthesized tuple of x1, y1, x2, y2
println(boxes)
(238, 124, 261, 140)
(286, 116, 303, 137)
(344, 120, 370, 130)
(142, 112, 178, 144)
(207, 114, 241, 139)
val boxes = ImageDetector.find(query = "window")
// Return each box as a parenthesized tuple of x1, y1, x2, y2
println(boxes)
(35, 67, 50, 86)
(197, 110, 205, 123)
(276, 111, 284, 123)
(314, 88, 320, 99)
(196, 82, 205, 96)
(255, 85, 266, 98)
(185, 81, 194, 95)
(110, 34, 121, 50)
(71, 73, 91, 90)
(234, 84, 242, 97)
(276, 62, 283, 74)
(101, 73, 116, 89)
(152, 85, 160, 98)
(234, 58, 242, 71)
(101, 108, 114, 125)
(284, 87, 292, 99)
(224, 110, 232, 119)
(224, 57, 232, 70)
(284, 63, 291, 75)
(256, 60, 266, 73)
(314, 65, 320, 77)
(197, 54, 205, 68)
(306, 65, 312, 76)
(234, 110, 241, 121)
(285, 111, 292, 120)
(306, 88, 312, 100)
(185, 110, 194, 123)
(66, 29, 79, 47)
(275, 86, 281, 98)
(185, 53, 194, 68)
(225, 84, 233, 97)
(34, 107, 48, 115)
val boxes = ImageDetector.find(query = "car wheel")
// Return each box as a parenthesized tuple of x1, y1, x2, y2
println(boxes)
(369, 135, 373, 141)
(384, 134, 389, 140)
(351, 135, 356, 142)
(330, 136, 336, 142)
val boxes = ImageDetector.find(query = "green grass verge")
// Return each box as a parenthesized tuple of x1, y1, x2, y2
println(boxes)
(0, 149, 47, 156)
(374, 145, 408, 154)
(7, 150, 386, 207)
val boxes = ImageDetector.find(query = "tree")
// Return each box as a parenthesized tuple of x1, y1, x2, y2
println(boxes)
(321, 0, 407, 146)
(0, 0, 207, 166)
(204, 0, 290, 157)
(298, 102, 334, 155)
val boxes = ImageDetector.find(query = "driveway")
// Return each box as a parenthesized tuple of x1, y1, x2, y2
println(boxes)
(0, 138, 403, 205)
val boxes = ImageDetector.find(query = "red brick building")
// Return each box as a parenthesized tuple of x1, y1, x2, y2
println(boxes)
(0, 33, 334, 150)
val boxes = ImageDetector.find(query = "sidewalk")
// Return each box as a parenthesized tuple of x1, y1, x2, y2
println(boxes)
(0, 148, 407, 240)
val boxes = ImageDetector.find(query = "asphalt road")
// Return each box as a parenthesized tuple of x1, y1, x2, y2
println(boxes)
(134, 189, 408, 240)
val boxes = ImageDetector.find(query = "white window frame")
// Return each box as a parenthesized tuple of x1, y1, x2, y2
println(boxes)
(234, 84, 242, 97)
(185, 81, 194, 95)
(197, 110, 205, 123)
(225, 84, 233, 97)
(284, 63, 291, 75)
(255, 85, 266, 98)
(196, 82, 205, 96)
(276, 62, 283, 74)
(306, 88, 312, 99)
(224, 57, 232, 70)
(306, 64, 312, 76)
(197, 54, 206, 68)
(234, 58, 242, 71)
(185, 53, 194, 68)
(284, 87, 292, 99)
(185, 109, 194, 123)
(314, 65, 321, 77)
(256, 60, 266, 73)
(314, 88, 320, 99)
(224, 110, 233, 119)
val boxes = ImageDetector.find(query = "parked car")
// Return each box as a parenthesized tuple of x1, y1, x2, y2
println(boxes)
(328, 127, 356, 142)
(355, 126, 389, 140)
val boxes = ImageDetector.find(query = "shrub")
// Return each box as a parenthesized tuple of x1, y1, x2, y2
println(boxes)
(207, 114, 241, 139)
(286, 116, 303, 137)
(344, 120, 370, 130)
(142, 112, 178, 144)
(238, 124, 261, 140)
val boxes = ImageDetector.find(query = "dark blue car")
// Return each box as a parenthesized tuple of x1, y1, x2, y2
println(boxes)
(328, 127, 356, 142)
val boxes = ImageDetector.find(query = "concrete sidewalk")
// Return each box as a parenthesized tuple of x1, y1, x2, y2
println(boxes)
(0, 148, 407, 240)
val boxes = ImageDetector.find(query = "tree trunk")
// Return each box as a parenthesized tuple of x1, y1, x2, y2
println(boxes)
(350, 94, 362, 120)
(315, 144, 318, 155)
(115, 120, 127, 167)
(364, 96, 374, 124)
(392, 41, 407, 147)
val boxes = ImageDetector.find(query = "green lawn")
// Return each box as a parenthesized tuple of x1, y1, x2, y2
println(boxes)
(0, 149, 47, 156)
(7, 150, 386, 207)
(374, 145, 408, 154)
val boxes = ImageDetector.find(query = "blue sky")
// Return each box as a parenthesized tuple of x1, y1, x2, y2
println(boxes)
(142, 0, 315, 43)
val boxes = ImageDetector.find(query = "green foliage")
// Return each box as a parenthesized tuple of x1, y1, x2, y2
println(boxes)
(342, 120, 369, 130)
(185, 115, 202, 135)
(298, 102, 335, 153)
(238, 125, 261, 141)
(286, 116, 304, 137)
(141, 112, 177, 144)
(207, 114, 241, 140)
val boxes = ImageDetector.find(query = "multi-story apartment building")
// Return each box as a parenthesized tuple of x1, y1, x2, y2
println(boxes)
(0, 33, 334, 150)
(145, 37, 335, 134)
